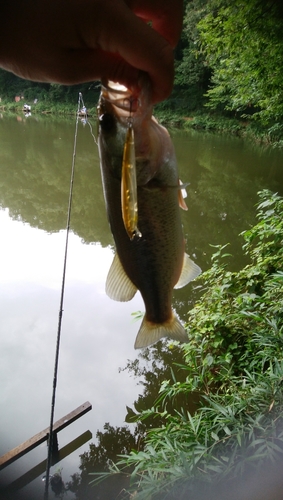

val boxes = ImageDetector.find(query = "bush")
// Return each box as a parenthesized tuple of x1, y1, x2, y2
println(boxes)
(107, 190, 283, 499)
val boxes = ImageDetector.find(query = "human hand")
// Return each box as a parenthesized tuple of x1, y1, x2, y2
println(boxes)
(0, 0, 183, 103)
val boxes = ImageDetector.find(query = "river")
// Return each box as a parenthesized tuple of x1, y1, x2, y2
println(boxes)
(0, 112, 282, 499)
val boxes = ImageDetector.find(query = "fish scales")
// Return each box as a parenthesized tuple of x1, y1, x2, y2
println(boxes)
(97, 78, 201, 349)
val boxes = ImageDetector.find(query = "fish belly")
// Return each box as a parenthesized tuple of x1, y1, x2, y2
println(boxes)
(131, 181, 184, 323)
(100, 148, 185, 314)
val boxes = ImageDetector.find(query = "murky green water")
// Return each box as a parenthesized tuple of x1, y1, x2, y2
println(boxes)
(0, 113, 282, 498)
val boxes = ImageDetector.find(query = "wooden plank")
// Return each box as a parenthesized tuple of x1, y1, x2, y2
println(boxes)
(0, 401, 92, 470)
(4, 430, 92, 493)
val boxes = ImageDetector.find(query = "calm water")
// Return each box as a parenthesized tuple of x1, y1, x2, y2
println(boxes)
(0, 113, 282, 498)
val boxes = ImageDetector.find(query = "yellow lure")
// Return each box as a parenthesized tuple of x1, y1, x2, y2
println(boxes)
(121, 124, 142, 240)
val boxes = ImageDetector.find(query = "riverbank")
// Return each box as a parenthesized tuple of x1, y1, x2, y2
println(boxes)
(155, 108, 283, 148)
(0, 100, 97, 117)
(1, 99, 283, 148)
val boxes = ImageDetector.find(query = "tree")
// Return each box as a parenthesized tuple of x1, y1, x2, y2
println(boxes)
(159, 0, 211, 113)
(175, 0, 210, 91)
(197, 0, 283, 126)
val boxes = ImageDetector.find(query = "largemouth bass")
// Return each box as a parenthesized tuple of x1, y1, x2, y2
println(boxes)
(97, 78, 201, 349)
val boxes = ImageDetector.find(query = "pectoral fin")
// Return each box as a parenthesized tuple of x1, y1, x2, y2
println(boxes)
(174, 253, 201, 289)
(106, 253, 137, 301)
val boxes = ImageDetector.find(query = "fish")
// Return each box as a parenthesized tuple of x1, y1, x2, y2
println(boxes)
(97, 76, 201, 349)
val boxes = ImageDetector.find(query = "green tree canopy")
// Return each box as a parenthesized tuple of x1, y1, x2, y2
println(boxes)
(197, 0, 283, 124)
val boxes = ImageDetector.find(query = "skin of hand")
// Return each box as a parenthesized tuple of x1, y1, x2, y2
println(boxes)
(0, 0, 183, 103)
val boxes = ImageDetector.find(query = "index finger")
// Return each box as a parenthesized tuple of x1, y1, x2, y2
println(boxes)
(125, 0, 184, 47)
(96, 2, 176, 102)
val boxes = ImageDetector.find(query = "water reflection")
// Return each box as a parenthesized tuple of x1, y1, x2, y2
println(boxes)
(1, 115, 282, 267)
(0, 115, 283, 498)
(0, 212, 142, 498)
(0, 115, 109, 245)
(174, 130, 283, 268)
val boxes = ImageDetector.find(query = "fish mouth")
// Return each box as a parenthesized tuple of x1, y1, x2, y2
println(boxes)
(100, 81, 140, 117)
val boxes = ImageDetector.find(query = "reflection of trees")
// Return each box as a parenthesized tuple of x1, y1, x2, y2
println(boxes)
(66, 423, 137, 499)
(175, 131, 281, 270)
(172, 130, 283, 317)
(1, 117, 282, 260)
(66, 342, 200, 499)
(0, 116, 112, 247)
(0, 116, 282, 318)
(122, 342, 199, 427)
(185, 161, 257, 264)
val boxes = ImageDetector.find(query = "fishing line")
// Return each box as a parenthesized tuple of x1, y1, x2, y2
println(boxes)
(78, 91, 97, 145)
(44, 92, 83, 500)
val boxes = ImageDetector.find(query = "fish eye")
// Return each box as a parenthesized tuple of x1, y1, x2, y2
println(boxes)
(99, 113, 115, 132)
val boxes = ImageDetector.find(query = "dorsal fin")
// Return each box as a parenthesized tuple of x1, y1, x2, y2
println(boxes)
(174, 253, 201, 289)
(106, 253, 137, 301)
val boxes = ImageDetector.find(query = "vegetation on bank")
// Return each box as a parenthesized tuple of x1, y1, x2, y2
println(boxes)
(155, 109, 283, 148)
(0, 95, 98, 117)
(1, 100, 281, 150)
(2, 94, 281, 148)
(107, 190, 283, 500)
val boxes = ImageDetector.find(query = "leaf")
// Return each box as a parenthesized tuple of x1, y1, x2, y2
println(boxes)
(211, 432, 220, 441)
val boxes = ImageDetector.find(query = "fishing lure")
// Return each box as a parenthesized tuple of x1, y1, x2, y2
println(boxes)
(121, 118, 142, 240)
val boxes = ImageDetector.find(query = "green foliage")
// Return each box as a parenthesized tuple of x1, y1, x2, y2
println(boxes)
(106, 190, 283, 499)
(173, 0, 211, 110)
(0, 68, 100, 108)
(176, 0, 209, 85)
(197, 0, 283, 125)
(183, 113, 242, 134)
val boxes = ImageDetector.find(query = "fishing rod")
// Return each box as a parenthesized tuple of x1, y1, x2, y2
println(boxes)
(44, 92, 84, 499)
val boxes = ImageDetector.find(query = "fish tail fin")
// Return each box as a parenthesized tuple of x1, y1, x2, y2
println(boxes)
(134, 312, 188, 349)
